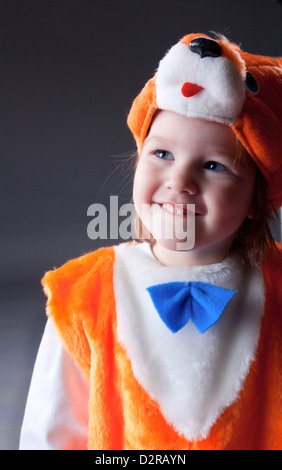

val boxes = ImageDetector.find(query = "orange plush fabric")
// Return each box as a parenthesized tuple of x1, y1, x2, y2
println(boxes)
(42, 243, 282, 450)
(127, 33, 282, 209)
(42, 246, 124, 450)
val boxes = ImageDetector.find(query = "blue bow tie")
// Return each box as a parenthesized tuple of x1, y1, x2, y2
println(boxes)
(147, 282, 237, 334)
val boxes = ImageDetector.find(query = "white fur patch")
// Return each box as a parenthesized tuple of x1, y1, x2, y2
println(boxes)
(113, 243, 265, 441)
(155, 43, 246, 125)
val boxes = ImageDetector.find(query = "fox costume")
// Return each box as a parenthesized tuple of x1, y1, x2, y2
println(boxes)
(20, 34, 282, 450)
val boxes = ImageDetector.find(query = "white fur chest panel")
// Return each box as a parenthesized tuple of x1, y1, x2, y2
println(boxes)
(113, 243, 265, 441)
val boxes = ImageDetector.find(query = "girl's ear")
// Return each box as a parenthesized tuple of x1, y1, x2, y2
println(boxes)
(246, 192, 256, 219)
(247, 205, 254, 220)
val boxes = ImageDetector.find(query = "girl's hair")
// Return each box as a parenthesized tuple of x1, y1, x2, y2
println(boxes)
(230, 169, 278, 267)
(133, 150, 279, 268)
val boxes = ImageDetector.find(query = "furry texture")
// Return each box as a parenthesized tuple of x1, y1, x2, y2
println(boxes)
(156, 42, 245, 124)
(42, 247, 124, 450)
(42, 242, 282, 450)
(127, 33, 282, 209)
(114, 244, 265, 442)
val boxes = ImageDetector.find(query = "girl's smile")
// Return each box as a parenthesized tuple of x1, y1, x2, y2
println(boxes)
(133, 110, 257, 266)
(159, 203, 198, 217)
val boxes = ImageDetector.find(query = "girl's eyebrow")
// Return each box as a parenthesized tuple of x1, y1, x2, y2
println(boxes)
(143, 135, 177, 147)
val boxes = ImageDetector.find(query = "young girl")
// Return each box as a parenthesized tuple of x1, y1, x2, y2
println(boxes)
(20, 33, 282, 450)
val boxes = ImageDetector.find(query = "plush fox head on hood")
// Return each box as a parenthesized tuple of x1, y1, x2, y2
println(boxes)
(127, 33, 282, 209)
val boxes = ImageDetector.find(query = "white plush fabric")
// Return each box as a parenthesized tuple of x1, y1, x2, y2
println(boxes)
(155, 42, 246, 125)
(19, 319, 89, 450)
(114, 243, 265, 441)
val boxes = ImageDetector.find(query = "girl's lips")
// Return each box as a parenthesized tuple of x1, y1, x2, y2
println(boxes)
(157, 202, 202, 217)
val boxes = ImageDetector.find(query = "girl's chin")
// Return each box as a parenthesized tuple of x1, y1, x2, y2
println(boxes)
(153, 237, 195, 252)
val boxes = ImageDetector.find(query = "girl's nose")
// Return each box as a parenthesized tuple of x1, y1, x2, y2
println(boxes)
(165, 168, 198, 195)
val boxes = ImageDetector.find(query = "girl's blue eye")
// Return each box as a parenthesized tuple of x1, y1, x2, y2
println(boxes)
(155, 150, 173, 160)
(205, 161, 227, 172)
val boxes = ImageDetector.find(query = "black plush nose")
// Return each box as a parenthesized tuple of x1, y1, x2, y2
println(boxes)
(189, 37, 222, 58)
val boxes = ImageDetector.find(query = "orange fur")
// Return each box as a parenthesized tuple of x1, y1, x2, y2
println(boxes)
(232, 50, 282, 209)
(42, 243, 282, 450)
(127, 33, 282, 209)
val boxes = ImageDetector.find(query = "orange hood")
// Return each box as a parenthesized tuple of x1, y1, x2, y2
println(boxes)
(127, 33, 282, 209)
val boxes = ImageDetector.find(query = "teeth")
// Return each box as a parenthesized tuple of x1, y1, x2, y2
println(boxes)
(163, 203, 175, 214)
(162, 203, 192, 216)
(176, 207, 185, 216)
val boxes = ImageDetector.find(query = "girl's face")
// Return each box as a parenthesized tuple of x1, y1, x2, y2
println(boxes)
(133, 110, 257, 266)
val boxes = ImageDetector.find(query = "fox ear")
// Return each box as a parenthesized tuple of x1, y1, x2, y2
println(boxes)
(127, 77, 157, 150)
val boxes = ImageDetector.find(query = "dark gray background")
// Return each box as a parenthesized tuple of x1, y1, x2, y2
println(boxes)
(1, 0, 281, 450)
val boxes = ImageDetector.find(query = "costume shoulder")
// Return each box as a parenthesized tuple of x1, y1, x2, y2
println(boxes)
(41, 245, 116, 378)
